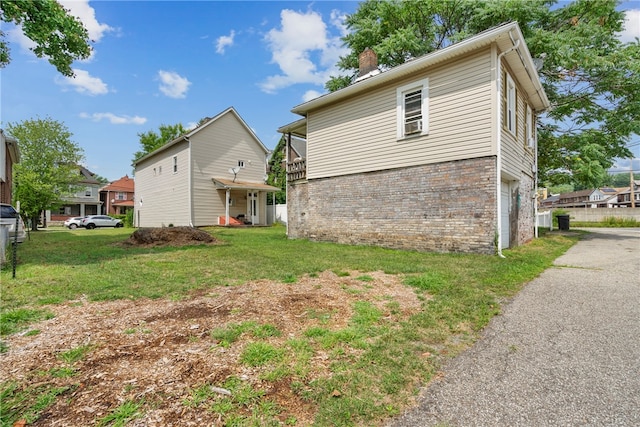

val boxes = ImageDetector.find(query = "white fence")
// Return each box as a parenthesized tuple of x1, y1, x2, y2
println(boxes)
(537, 210, 553, 231)
(266, 204, 287, 225)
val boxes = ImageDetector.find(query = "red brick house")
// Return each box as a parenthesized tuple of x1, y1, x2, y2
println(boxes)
(100, 175, 135, 215)
(1, 129, 19, 205)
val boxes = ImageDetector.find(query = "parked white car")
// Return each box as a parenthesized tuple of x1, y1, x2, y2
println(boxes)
(64, 217, 85, 229)
(0, 203, 27, 243)
(81, 215, 123, 229)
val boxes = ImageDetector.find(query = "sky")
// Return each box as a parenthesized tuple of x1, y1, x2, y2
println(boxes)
(1, 0, 639, 182)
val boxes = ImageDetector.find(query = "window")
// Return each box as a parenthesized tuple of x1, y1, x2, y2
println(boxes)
(526, 104, 534, 148)
(85, 187, 92, 197)
(116, 192, 126, 201)
(158, 165, 162, 175)
(396, 78, 429, 139)
(173, 156, 178, 173)
(504, 73, 517, 135)
(238, 160, 246, 168)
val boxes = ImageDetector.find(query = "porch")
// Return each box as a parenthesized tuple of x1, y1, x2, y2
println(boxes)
(212, 178, 280, 226)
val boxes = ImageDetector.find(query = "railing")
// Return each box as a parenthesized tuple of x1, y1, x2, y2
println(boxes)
(287, 159, 306, 182)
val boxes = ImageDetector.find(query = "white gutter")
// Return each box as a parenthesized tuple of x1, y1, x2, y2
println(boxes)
(496, 36, 520, 258)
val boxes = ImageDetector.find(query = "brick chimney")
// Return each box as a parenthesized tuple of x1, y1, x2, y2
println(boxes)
(358, 47, 378, 76)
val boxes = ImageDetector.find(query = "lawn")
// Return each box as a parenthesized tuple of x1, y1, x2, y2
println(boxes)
(0, 225, 577, 426)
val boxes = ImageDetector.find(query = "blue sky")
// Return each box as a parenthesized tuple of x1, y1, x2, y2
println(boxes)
(1, 0, 639, 181)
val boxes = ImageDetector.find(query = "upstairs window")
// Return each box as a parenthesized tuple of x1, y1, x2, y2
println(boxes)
(396, 78, 429, 139)
(116, 192, 126, 200)
(173, 156, 178, 173)
(85, 187, 92, 197)
(526, 104, 534, 148)
(238, 160, 246, 168)
(504, 73, 517, 135)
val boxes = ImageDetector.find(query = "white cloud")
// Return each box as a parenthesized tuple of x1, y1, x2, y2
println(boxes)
(260, 8, 349, 93)
(157, 70, 191, 99)
(58, 0, 115, 42)
(55, 69, 108, 95)
(302, 90, 323, 102)
(79, 112, 147, 125)
(216, 30, 236, 54)
(619, 9, 640, 43)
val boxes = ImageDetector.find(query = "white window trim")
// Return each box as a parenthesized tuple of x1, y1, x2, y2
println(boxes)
(506, 73, 516, 136)
(396, 78, 429, 140)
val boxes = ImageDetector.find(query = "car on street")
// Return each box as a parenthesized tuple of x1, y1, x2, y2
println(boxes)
(64, 217, 85, 229)
(0, 203, 27, 243)
(81, 215, 123, 229)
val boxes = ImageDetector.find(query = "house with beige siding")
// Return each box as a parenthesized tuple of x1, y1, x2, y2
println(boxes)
(278, 22, 550, 254)
(134, 107, 278, 228)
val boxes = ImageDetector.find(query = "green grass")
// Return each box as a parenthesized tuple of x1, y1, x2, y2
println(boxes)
(0, 225, 579, 426)
(570, 216, 639, 227)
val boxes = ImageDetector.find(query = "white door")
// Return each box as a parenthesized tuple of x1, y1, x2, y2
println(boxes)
(248, 192, 259, 224)
(501, 182, 510, 249)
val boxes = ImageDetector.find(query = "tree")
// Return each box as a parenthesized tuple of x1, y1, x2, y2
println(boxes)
(266, 136, 287, 205)
(6, 117, 85, 230)
(326, 0, 639, 188)
(131, 123, 187, 165)
(1, 0, 92, 77)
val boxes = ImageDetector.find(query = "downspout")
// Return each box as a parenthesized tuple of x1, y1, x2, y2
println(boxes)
(185, 135, 194, 227)
(496, 36, 520, 258)
(534, 126, 539, 239)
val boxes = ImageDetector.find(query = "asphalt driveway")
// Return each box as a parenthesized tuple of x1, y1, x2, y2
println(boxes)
(389, 228, 640, 427)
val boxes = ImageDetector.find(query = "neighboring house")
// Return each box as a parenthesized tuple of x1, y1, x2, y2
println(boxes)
(0, 129, 19, 205)
(100, 175, 135, 215)
(134, 107, 279, 228)
(49, 166, 103, 223)
(615, 180, 640, 207)
(556, 188, 608, 208)
(278, 22, 550, 254)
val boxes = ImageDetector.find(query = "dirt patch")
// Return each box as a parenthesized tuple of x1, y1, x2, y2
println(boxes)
(120, 227, 217, 247)
(1, 270, 421, 426)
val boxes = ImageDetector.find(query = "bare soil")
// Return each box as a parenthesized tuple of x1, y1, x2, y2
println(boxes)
(1, 229, 422, 426)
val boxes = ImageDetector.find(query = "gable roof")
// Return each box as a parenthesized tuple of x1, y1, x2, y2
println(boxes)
(284, 22, 548, 123)
(78, 165, 101, 185)
(101, 175, 134, 192)
(134, 107, 268, 165)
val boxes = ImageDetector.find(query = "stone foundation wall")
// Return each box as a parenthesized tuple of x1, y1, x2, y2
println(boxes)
(288, 157, 499, 254)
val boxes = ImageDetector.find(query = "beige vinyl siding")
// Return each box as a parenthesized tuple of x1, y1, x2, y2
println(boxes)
(135, 141, 190, 227)
(501, 66, 535, 180)
(190, 112, 268, 226)
(307, 49, 494, 179)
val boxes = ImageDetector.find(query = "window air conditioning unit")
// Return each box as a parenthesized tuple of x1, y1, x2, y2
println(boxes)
(405, 120, 422, 135)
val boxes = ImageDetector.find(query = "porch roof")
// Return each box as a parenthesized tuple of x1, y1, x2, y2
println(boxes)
(212, 178, 280, 192)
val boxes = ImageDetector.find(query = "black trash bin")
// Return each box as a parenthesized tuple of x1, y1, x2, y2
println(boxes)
(557, 214, 570, 231)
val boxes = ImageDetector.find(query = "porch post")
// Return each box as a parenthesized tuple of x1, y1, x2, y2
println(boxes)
(225, 188, 230, 227)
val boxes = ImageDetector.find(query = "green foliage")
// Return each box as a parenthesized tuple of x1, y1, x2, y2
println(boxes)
(96, 400, 143, 427)
(328, 0, 639, 189)
(240, 342, 284, 367)
(6, 117, 85, 230)
(0, 381, 71, 426)
(266, 135, 287, 205)
(124, 209, 134, 227)
(57, 344, 92, 365)
(0, 308, 54, 336)
(132, 123, 187, 165)
(0, 0, 91, 76)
